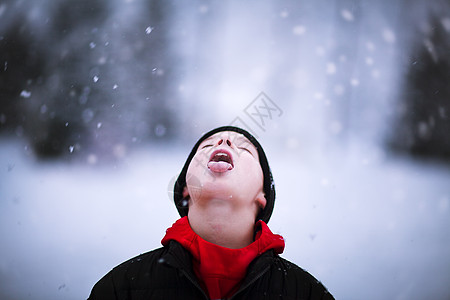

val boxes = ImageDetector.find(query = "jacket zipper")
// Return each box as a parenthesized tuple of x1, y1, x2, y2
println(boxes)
(162, 244, 210, 300)
(228, 265, 271, 300)
(180, 268, 210, 300)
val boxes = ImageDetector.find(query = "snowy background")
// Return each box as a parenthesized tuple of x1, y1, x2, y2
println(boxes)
(1, 0, 450, 299)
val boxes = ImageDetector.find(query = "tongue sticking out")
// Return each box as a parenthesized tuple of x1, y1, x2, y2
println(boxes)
(207, 161, 233, 173)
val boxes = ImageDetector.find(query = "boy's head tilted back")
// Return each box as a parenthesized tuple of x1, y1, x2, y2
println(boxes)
(173, 126, 275, 223)
(90, 125, 335, 299)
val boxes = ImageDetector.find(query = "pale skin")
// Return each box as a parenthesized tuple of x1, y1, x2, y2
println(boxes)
(183, 131, 267, 249)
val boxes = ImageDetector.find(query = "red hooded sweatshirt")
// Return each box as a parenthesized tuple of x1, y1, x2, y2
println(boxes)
(161, 217, 285, 300)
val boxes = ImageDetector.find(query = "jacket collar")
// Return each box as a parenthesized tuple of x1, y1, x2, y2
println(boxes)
(161, 240, 276, 299)
(231, 249, 275, 299)
(161, 241, 209, 299)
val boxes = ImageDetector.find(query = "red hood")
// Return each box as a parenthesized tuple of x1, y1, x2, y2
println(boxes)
(161, 217, 285, 299)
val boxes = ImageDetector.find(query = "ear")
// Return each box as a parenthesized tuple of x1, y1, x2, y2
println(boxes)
(182, 186, 190, 199)
(255, 191, 266, 209)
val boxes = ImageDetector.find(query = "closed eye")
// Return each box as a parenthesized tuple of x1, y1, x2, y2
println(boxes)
(238, 147, 252, 155)
(201, 144, 213, 149)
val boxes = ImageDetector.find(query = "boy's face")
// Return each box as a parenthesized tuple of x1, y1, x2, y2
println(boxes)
(185, 131, 266, 214)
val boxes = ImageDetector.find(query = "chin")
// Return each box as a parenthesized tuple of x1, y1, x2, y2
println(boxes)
(192, 179, 236, 200)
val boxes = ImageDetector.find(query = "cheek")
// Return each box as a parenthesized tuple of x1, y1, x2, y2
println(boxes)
(185, 160, 206, 200)
(186, 161, 200, 184)
(251, 162, 264, 189)
(239, 159, 264, 189)
(252, 170, 264, 192)
(186, 153, 203, 174)
(186, 154, 208, 184)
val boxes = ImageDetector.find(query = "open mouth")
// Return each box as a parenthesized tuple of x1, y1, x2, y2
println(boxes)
(207, 149, 234, 173)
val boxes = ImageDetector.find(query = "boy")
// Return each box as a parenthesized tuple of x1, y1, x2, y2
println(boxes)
(88, 126, 334, 299)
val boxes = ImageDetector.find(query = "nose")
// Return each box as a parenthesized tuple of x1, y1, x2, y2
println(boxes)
(216, 138, 233, 147)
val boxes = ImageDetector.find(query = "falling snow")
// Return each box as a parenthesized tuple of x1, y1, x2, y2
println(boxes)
(1, 1, 450, 300)
(382, 28, 396, 43)
(199, 5, 209, 14)
(20, 90, 31, 98)
(341, 9, 355, 22)
(326, 63, 337, 75)
(292, 25, 306, 36)
(145, 26, 153, 34)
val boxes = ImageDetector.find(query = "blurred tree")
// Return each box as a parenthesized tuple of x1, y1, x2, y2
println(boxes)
(0, 8, 45, 137)
(0, 0, 178, 161)
(390, 11, 450, 160)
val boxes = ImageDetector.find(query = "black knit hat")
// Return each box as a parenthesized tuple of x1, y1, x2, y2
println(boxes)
(173, 126, 275, 223)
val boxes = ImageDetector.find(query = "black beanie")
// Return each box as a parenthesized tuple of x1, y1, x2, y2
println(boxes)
(173, 126, 275, 223)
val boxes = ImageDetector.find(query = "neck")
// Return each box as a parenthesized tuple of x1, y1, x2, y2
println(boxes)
(188, 200, 256, 249)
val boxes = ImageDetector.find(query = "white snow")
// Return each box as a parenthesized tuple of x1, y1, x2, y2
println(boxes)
(145, 26, 153, 35)
(341, 9, 355, 22)
(20, 90, 32, 98)
(382, 28, 397, 44)
(292, 25, 306, 36)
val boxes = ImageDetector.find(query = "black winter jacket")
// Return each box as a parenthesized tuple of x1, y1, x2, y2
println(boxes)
(88, 241, 334, 300)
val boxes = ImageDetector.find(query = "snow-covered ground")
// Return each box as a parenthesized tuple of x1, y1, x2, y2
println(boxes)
(1, 138, 449, 300)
